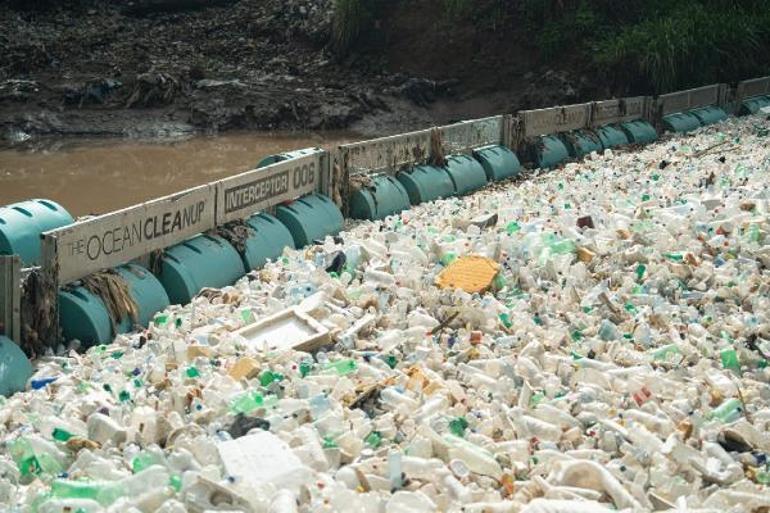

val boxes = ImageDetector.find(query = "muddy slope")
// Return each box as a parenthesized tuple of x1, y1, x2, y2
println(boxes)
(0, 0, 600, 143)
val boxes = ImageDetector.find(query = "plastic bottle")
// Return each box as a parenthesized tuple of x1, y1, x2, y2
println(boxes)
(87, 413, 128, 446)
(364, 269, 396, 287)
(37, 498, 102, 513)
(380, 387, 419, 412)
(388, 450, 403, 490)
(50, 465, 170, 506)
(708, 398, 744, 423)
(413, 395, 449, 424)
(443, 434, 503, 480)
(269, 490, 299, 513)
(229, 390, 278, 414)
(325, 359, 358, 376)
(8, 435, 66, 480)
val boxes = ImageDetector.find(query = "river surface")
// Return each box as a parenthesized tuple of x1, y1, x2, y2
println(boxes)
(0, 132, 358, 217)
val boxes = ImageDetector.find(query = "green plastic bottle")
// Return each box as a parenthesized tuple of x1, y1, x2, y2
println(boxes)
(50, 466, 169, 506)
(131, 452, 163, 473)
(748, 223, 761, 243)
(51, 479, 123, 506)
(51, 428, 74, 443)
(441, 252, 458, 266)
(708, 398, 743, 423)
(259, 370, 284, 387)
(547, 237, 576, 255)
(240, 309, 254, 324)
(650, 344, 682, 361)
(720, 348, 740, 373)
(299, 360, 313, 378)
(529, 392, 546, 407)
(365, 431, 382, 448)
(324, 359, 357, 376)
(229, 391, 277, 414)
(169, 474, 182, 492)
(9, 437, 64, 479)
(449, 417, 469, 437)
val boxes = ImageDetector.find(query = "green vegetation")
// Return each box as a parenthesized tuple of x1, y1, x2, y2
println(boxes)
(331, 0, 375, 54)
(520, 0, 770, 93)
(595, 2, 769, 92)
(441, 0, 473, 19)
(332, 0, 770, 93)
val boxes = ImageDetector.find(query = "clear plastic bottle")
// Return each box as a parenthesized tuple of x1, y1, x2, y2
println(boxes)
(380, 387, 419, 412)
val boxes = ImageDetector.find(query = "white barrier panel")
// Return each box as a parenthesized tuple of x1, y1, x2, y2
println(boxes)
(658, 84, 720, 115)
(339, 128, 432, 176)
(44, 184, 216, 286)
(519, 103, 592, 138)
(436, 116, 504, 153)
(736, 76, 770, 101)
(592, 96, 648, 126)
(215, 149, 325, 225)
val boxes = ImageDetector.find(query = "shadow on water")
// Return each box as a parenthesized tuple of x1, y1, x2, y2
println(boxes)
(0, 131, 360, 217)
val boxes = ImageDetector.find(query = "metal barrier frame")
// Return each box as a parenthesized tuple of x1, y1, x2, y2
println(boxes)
(435, 116, 505, 154)
(591, 96, 650, 127)
(334, 116, 506, 215)
(655, 84, 725, 121)
(35, 150, 329, 347)
(0, 255, 21, 344)
(736, 76, 770, 103)
(518, 103, 593, 138)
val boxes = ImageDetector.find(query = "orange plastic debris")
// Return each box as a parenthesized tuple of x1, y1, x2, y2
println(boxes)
(228, 357, 261, 380)
(435, 255, 500, 294)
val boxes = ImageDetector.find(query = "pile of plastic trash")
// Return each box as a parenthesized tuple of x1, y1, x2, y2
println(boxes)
(2, 114, 770, 513)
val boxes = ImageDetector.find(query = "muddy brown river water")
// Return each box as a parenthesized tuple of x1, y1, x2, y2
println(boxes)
(0, 132, 358, 217)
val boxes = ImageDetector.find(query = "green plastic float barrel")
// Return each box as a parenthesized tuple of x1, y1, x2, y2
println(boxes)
(595, 125, 629, 149)
(241, 213, 296, 270)
(0, 335, 32, 397)
(690, 106, 727, 126)
(740, 96, 770, 115)
(397, 165, 455, 205)
(59, 287, 112, 346)
(533, 135, 570, 169)
(472, 145, 521, 182)
(561, 131, 603, 159)
(443, 154, 488, 195)
(349, 176, 411, 220)
(116, 265, 171, 327)
(662, 112, 702, 133)
(619, 120, 658, 145)
(256, 148, 319, 169)
(275, 194, 344, 248)
(256, 155, 284, 168)
(59, 264, 170, 347)
(157, 234, 245, 305)
(0, 199, 74, 265)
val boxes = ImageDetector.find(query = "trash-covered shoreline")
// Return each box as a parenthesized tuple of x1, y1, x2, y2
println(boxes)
(2, 114, 770, 512)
